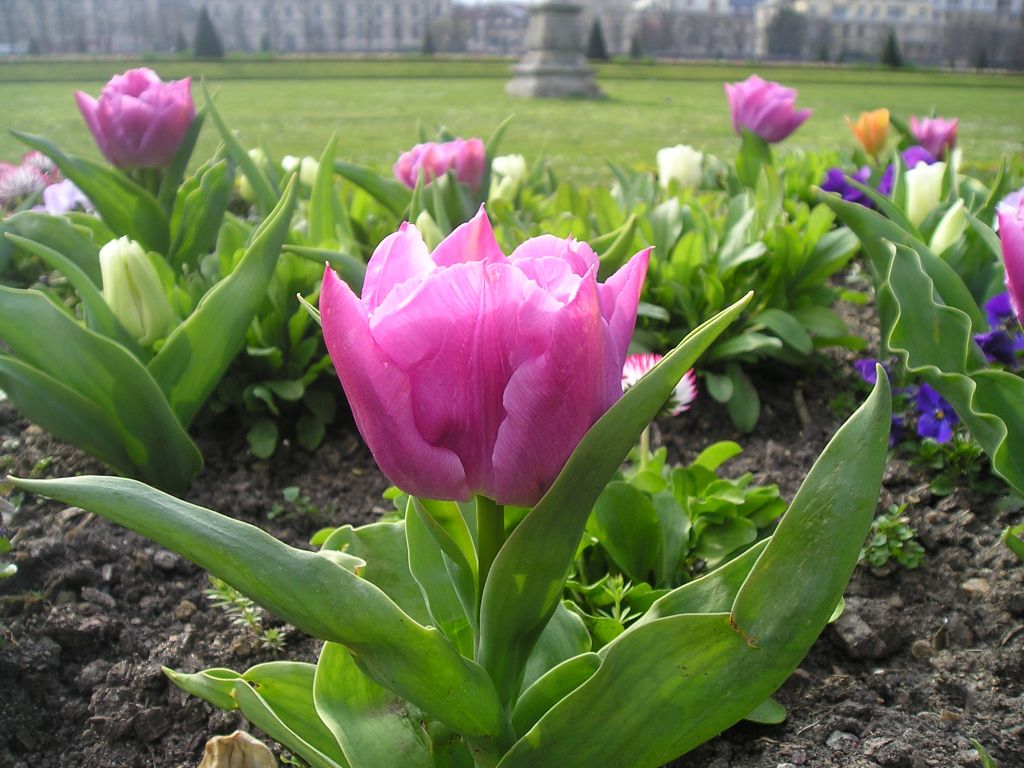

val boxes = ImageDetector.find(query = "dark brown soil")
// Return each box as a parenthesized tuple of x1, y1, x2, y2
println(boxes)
(2, 349, 1023, 767)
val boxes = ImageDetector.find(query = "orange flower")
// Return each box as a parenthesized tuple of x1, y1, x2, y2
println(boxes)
(846, 108, 890, 157)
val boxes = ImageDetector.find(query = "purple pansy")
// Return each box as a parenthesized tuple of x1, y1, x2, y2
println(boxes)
(877, 146, 938, 197)
(974, 291, 1024, 366)
(821, 166, 873, 208)
(915, 383, 958, 443)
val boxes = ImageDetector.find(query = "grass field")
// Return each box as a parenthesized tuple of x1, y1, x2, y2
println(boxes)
(1, 57, 1021, 183)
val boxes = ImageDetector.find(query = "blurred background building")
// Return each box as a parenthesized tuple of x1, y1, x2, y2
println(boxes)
(0, 0, 1021, 68)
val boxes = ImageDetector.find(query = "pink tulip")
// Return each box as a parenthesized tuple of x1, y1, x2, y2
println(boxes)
(909, 116, 958, 159)
(393, 138, 486, 190)
(724, 75, 812, 143)
(75, 68, 195, 169)
(998, 198, 1024, 326)
(321, 207, 649, 506)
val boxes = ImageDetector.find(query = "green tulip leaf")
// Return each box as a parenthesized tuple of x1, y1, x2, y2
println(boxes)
(0, 287, 200, 492)
(167, 157, 232, 271)
(286, 244, 367, 292)
(495, 372, 890, 768)
(334, 160, 412, 217)
(9, 475, 513, 761)
(511, 652, 600, 737)
(0, 210, 102, 285)
(13, 131, 169, 254)
(478, 293, 752, 705)
(314, 642, 433, 768)
(591, 481, 662, 585)
(148, 177, 296, 427)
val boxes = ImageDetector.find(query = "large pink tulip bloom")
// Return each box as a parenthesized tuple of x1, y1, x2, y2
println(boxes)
(724, 75, 812, 143)
(75, 68, 195, 169)
(998, 198, 1024, 326)
(393, 138, 486, 190)
(321, 207, 649, 507)
(909, 116, 958, 160)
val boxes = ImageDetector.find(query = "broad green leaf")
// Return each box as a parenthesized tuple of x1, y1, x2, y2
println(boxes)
(497, 373, 890, 768)
(693, 441, 742, 472)
(693, 517, 757, 562)
(314, 643, 433, 768)
(203, 82, 279, 215)
(724, 364, 760, 434)
(0, 211, 102, 285)
(10, 475, 513, 760)
(335, 160, 412, 217)
(148, 178, 296, 427)
(520, 602, 591, 694)
(478, 293, 751, 704)
(0, 287, 200, 492)
(309, 135, 342, 246)
(744, 697, 787, 724)
(14, 131, 169, 254)
(404, 507, 475, 656)
(596, 214, 639, 281)
(167, 158, 232, 271)
(167, 663, 349, 768)
(287, 244, 367, 293)
(3, 233, 142, 356)
(0, 355, 138, 477)
(756, 308, 814, 356)
(592, 482, 662, 585)
(511, 653, 600, 737)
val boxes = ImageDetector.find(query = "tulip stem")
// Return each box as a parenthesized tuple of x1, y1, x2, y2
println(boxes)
(475, 496, 504, 611)
(639, 426, 652, 474)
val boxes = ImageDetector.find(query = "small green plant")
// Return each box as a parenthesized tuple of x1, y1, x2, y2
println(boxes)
(267, 485, 319, 521)
(972, 740, 999, 767)
(861, 504, 924, 569)
(911, 434, 1000, 496)
(204, 576, 289, 651)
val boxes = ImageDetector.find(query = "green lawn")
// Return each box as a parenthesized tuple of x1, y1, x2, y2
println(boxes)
(2, 58, 1022, 183)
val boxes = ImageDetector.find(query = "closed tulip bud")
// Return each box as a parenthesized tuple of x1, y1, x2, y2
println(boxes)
(237, 148, 269, 204)
(489, 154, 528, 201)
(905, 161, 946, 227)
(846, 108, 889, 157)
(929, 199, 967, 255)
(75, 68, 195, 169)
(724, 75, 811, 144)
(998, 198, 1024, 326)
(99, 237, 174, 346)
(909, 116, 958, 160)
(656, 144, 704, 190)
(282, 155, 320, 188)
(393, 138, 486, 190)
(321, 207, 649, 506)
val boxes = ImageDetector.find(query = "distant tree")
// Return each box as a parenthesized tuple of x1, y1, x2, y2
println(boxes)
(817, 44, 829, 62)
(260, 32, 273, 52)
(767, 8, 806, 58)
(880, 29, 903, 68)
(422, 25, 436, 56)
(629, 33, 643, 60)
(974, 47, 989, 69)
(27, 38, 40, 55)
(194, 7, 224, 59)
(586, 17, 609, 61)
(174, 29, 189, 54)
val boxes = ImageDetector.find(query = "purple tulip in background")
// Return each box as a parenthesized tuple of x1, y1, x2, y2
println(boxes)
(393, 138, 486, 190)
(723, 75, 811, 143)
(909, 116, 958, 159)
(877, 145, 937, 197)
(321, 207, 649, 507)
(998, 198, 1024, 327)
(75, 68, 195, 169)
(821, 166, 873, 208)
(915, 383, 958, 443)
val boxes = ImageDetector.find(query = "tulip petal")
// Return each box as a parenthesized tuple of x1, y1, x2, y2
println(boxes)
(598, 248, 651, 362)
(430, 207, 505, 267)
(75, 91, 113, 164)
(508, 236, 597, 303)
(999, 202, 1024, 324)
(321, 266, 468, 501)
(361, 222, 435, 311)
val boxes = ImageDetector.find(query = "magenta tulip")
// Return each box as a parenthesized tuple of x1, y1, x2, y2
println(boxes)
(909, 116, 958, 159)
(393, 138, 486, 190)
(998, 198, 1024, 326)
(75, 68, 195, 169)
(724, 75, 812, 143)
(321, 207, 649, 506)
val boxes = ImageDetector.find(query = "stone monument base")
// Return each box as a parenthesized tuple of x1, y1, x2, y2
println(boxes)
(506, 63, 604, 99)
(506, 2, 604, 100)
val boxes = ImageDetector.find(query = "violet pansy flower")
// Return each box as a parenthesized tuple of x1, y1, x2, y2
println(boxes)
(915, 383, 958, 443)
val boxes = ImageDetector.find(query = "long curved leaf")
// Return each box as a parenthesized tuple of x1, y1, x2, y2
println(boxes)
(14, 131, 169, 254)
(0, 211, 102, 284)
(477, 293, 752, 704)
(9, 475, 514, 762)
(148, 177, 296, 427)
(334, 160, 412, 217)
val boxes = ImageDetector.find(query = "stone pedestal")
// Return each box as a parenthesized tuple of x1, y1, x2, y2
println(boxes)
(506, 2, 604, 99)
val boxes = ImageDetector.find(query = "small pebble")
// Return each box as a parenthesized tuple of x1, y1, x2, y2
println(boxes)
(960, 578, 991, 599)
(152, 550, 180, 571)
(174, 599, 197, 621)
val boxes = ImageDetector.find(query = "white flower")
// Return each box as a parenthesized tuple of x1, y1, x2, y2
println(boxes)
(99, 237, 174, 346)
(489, 154, 528, 201)
(0, 164, 46, 206)
(656, 144, 704, 190)
(282, 154, 319, 187)
(621, 353, 697, 416)
(905, 161, 946, 227)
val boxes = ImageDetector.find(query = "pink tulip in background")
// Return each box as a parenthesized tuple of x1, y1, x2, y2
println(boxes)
(321, 207, 649, 506)
(909, 116, 958, 159)
(76, 68, 195, 169)
(998, 198, 1024, 326)
(724, 75, 812, 143)
(393, 138, 486, 190)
